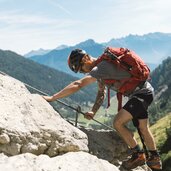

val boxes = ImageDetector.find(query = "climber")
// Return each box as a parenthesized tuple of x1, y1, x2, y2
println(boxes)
(42, 48, 162, 170)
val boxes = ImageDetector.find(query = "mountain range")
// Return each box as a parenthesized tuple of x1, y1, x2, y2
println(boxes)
(150, 56, 171, 118)
(24, 45, 68, 58)
(27, 32, 171, 77)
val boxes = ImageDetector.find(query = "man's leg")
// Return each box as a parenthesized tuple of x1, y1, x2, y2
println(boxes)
(138, 119, 162, 170)
(138, 118, 156, 150)
(113, 108, 137, 148)
(113, 109, 146, 170)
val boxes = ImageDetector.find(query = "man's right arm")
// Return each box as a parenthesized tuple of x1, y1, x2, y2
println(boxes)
(43, 75, 97, 102)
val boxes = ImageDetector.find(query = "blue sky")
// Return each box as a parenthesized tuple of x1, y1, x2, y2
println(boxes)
(0, 0, 171, 55)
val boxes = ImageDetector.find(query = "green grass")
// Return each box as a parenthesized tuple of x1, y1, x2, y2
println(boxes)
(150, 113, 171, 148)
(161, 150, 171, 171)
(135, 113, 171, 148)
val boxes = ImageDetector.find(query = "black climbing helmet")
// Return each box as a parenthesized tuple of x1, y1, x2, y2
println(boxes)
(68, 49, 87, 73)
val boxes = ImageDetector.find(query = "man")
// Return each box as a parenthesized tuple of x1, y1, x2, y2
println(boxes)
(43, 48, 162, 170)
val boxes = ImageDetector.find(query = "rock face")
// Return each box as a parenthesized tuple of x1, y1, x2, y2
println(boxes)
(0, 74, 88, 156)
(82, 128, 128, 165)
(0, 152, 120, 171)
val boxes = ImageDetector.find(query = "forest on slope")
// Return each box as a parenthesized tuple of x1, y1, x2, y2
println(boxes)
(0, 49, 97, 118)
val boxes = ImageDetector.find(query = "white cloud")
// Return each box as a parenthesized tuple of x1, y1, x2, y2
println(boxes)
(0, 9, 81, 54)
(0, 10, 72, 26)
(47, 0, 72, 15)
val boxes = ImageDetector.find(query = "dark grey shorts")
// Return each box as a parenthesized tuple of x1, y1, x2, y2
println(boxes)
(123, 93, 153, 119)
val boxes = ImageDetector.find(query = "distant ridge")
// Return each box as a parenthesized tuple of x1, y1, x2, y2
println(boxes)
(24, 45, 68, 58)
(29, 32, 171, 76)
(30, 39, 104, 77)
(104, 32, 171, 63)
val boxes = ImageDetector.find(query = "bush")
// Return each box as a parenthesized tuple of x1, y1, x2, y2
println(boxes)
(161, 151, 171, 171)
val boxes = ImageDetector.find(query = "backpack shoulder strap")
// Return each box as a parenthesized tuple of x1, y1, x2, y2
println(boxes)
(95, 47, 133, 72)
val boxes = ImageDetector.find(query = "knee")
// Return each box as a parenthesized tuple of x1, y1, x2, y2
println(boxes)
(113, 109, 132, 131)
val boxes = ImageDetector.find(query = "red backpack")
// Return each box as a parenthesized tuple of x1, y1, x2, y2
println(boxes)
(95, 47, 150, 111)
